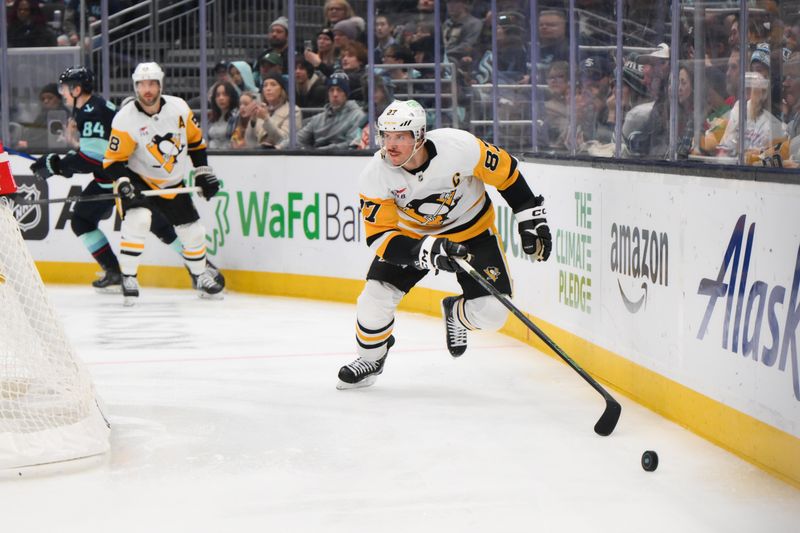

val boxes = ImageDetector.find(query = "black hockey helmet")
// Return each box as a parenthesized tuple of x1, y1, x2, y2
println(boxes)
(58, 66, 94, 93)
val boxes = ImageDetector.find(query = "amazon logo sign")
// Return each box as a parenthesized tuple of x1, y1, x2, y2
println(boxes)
(609, 223, 670, 313)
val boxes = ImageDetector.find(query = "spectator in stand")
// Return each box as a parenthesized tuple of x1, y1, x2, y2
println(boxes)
(397, 0, 435, 46)
(626, 43, 671, 158)
(288, 72, 366, 150)
(726, 46, 741, 103)
(229, 61, 258, 94)
(443, 0, 482, 64)
(230, 91, 263, 150)
(333, 18, 360, 53)
(255, 72, 303, 149)
(409, 21, 435, 65)
(537, 9, 569, 81)
(750, 42, 771, 79)
(379, 44, 421, 98)
(606, 52, 648, 136)
(255, 51, 284, 89)
(7, 0, 56, 47)
(575, 54, 614, 147)
(785, 16, 800, 55)
(62, 0, 124, 46)
(213, 61, 232, 84)
(305, 28, 337, 77)
(674, 63, 695, 158)
(16, 83, 69, 151)
(340, 42, 368, 102)
(695, 67, 732, 155)
(351, 76, 396, 149)
(254, 16, 290, 74)
(540, 61, 569, 151)
(472, 12, 529, 84)
(323, 0, 364, 36)
(375, 14, 397, 62)
(295, 58, 328, 108)
(208, 81, 239, 150)
(781, 55, 800, 165)
(717, 71, 786, 163)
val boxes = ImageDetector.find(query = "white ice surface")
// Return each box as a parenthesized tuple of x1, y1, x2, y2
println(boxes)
(1, 286, 798, 532)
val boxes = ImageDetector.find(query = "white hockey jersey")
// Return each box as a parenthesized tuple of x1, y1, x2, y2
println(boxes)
(103, 95, 206, 192)
(359, 128, 528, 258)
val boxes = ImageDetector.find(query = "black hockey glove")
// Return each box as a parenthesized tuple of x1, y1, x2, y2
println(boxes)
(114, 177, 141, 212)
(413, 236, 469, 273)
(516, 195, 552, 261)
(30, 154, 62, 180)
(194, 166, 220, 200)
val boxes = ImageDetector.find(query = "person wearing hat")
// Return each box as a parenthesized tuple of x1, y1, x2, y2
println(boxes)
(295, 57, 328, 108)
(305, 28, 338, 78)
(333, 18, 360, 51)
(255, 51, 284, 88)
(287, 72, 365, 150)
(17, 83, 69, 150)
(637, 43, 670, 99)
(576, 54, 614, 146)
(229, 61, 258, 94)
(622, 43, 672, 158)
(254, 72, 303, 149)
(252, 15, 289, 77)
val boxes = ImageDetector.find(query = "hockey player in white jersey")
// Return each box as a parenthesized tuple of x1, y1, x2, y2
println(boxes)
(337, 99, 552, 389)
(103, 62, 224, 305)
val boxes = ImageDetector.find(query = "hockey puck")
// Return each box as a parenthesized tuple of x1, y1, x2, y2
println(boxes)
(641, 450, 658, 471)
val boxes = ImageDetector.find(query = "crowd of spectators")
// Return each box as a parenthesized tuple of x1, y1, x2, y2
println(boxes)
(8, 1, 800, 166)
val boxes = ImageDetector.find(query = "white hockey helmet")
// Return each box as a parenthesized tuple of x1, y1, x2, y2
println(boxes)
(377, 99, 427, 142)
(132, 62, 164, 89)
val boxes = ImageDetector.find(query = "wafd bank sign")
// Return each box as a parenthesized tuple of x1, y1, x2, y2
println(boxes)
(186, 155, 373, 279)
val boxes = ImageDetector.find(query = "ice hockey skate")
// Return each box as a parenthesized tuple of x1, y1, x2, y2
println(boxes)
(337, 336, 395, 390)
(195, 267, 225, 299)
(92, 269, 122, 293)
(186, 259, 224, 291)
(121, 274, 139, 306)
(441, 296, 468, 357)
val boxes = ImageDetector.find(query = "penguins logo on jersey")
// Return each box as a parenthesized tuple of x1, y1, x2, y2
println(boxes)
(399, 189, 461, 226)
(483, 266, 502, 282)
(146, 132, 184, 173)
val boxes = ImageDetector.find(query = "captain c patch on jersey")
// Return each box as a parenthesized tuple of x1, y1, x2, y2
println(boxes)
(147, 132, 184, 172)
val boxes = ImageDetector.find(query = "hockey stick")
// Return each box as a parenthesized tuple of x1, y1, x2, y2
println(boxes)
(11, 186, 203, 205)
(2, 147, 37, 161)
(453, 256, 622, 436)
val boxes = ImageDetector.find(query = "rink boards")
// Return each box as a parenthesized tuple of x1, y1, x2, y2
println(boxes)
(7, 153, 800, 486)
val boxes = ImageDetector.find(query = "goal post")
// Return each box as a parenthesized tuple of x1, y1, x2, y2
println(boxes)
(0, 201, 110, 470)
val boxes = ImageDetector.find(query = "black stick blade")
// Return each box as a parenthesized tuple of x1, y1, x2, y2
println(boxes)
(594, 399, 622, 436)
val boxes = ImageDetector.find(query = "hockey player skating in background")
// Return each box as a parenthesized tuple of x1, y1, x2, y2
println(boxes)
(30, 66, 220, 293)
(103, 62, 224, 305)
(30, 66, 188, 292)
(337, 99, 552, 389)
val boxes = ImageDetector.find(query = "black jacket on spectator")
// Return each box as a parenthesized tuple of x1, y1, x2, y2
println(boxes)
(297, 74, 328, 108)
(7, 0, 56, 48)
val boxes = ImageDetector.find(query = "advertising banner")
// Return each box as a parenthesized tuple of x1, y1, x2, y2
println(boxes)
(7, 153, 799, 440)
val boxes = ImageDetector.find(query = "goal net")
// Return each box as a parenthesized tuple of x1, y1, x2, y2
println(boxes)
(0, 201, 109, 470)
